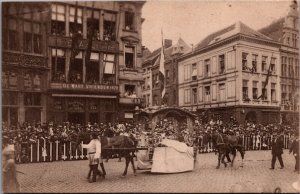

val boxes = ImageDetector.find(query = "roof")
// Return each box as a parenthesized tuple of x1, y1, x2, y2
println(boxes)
(194, 21, 273, 51)
(143, 38, 191, 66)
(258, 18, 285, 42)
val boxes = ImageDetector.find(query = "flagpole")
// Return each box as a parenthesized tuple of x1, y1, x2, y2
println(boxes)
(85, 1, 95, 83)
(159, 28, 166, 105)
(257, 53, 273, 100)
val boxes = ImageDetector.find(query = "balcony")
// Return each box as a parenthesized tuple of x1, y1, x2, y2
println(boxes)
(281, 102, 299, 111)
(49, 82, 119, 94)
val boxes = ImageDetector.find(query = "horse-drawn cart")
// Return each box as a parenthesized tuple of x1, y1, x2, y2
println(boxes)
(136, 139, 195, 173)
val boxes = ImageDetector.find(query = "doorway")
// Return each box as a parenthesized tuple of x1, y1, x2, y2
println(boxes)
(68, 112, 85, 125)
(89, 113, 98, 124)
(245, 111, 257, 123)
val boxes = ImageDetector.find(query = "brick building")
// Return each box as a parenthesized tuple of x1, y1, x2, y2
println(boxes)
(142, 38, 191, 108)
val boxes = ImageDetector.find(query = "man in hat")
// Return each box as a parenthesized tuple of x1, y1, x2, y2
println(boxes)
(270, 131, 284, 169)
(289, 130, 299, 173)
(81, 132, 102, 183)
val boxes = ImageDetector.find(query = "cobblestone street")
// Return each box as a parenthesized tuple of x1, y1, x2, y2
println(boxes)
(17, 150, 299, 193)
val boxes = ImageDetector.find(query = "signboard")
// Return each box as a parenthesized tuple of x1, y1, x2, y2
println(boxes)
(48, 36, 119, 53)
(124, 113, 134, 119)
(50, 83, 119, 93)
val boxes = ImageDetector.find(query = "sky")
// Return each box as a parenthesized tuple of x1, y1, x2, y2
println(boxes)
(141, 0, 293, 52)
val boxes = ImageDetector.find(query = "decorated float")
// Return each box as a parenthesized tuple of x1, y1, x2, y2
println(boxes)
(135, 106, 196, 173)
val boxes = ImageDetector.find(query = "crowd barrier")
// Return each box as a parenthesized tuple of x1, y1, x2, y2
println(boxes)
(14, 135, 292, 163)
(197, 134, 292, 153)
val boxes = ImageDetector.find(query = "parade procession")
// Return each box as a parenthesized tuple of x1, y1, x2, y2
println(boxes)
(2, 0, 300, 193)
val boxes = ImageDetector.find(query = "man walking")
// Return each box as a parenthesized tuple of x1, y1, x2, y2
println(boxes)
(2, 137, 20, 192)
(289, 130, 299, 173)
(81, 133, 101, 183)
(270, 131, 284, 170)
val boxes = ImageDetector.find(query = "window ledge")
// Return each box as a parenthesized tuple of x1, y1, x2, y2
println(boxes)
(242, 70, 259, 74)
(122, 29, 138, 33)
(121, 67, 138, 72)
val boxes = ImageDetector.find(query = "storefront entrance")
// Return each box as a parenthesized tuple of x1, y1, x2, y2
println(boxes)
(68, 112, 85, 125)
(89, 113, 98, 124)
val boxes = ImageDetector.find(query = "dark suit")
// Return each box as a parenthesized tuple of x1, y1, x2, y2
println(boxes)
(289, 138, 299, 172)
(271, 135, 284, 169)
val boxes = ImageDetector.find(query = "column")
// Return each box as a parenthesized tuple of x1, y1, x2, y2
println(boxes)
(83, 52, 86, 83)
(99, 53, 104, 84)
(41, 93, 47, 124)
(83, 7, 87, 39)
(66, 5, 70, 36)
(65, 51, 70, 82)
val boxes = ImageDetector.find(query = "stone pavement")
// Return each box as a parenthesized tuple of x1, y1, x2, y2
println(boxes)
(16, 150, 299, 193)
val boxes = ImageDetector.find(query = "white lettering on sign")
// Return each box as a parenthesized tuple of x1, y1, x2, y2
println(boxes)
(51, 83, 118, 92)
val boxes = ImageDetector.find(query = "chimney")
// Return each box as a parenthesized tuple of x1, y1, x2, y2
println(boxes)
(164, 39, 172, 48)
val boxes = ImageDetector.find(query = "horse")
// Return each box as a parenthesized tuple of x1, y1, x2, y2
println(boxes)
(76, 131, 138, 177)
(211, 131, 245, 169)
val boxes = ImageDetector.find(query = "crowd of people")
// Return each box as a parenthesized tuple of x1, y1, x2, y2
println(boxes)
(2, 117, 299, 164)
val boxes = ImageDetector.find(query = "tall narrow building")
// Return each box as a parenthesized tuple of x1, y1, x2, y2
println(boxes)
(2, 1, 146, 125)
(259, 0, 299, 124)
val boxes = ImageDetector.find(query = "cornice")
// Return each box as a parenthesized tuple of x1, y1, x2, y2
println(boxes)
(178, 34, 281, 62)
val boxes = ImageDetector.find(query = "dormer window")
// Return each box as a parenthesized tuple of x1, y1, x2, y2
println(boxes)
(125, 11, 135, 31)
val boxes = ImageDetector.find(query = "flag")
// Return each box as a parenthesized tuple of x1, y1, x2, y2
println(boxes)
(159, 30, 165, 99)
(70, 2, 81, 67)
(291, 64, 296, 110)
(257, 54, 273, 100)
(85, 2, 95, 68)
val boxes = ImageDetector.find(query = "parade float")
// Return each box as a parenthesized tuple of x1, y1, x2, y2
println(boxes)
(135, 106, 196, 173)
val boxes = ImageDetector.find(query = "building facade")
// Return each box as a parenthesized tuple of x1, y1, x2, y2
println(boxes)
(178, 22, 282, 124)
(142, 38, 191, 108)
(2, 1, 145, 125)
(260, 1, 299, 124)
(2, 2, 48, 126)
(48, 1, 145, 124)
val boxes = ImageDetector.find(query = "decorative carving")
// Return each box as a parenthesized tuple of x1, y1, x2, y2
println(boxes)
(53, 99, 63, 110)
(24, 73, 32, 89)
(8, 71, 18, 87)
(68, 101, 84, 111)
(33, 74, 41, 90)
(2, 72, 9, 89)
(48, 36, 119, 53)
(89, 102, 98, 110)
(3, 52, 46, 67)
